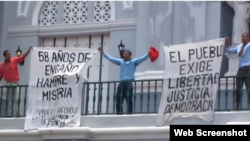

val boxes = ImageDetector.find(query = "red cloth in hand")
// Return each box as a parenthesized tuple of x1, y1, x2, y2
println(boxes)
(149, 46, 159, 62)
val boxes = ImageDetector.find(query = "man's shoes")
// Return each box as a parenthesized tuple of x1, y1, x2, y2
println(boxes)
(15, 112, 22, 117)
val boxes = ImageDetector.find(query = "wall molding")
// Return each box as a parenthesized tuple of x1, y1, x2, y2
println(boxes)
(32, 1, 43, 25)
(8, 19, 137, 37)
(17, 1, 31, 18)
(110, 1, 116, 20)
(0, 126, 169, 140)
(123, 1, 134, 11)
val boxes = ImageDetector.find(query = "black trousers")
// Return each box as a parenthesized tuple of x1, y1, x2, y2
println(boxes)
(116, 82, 133, 114)
(236, 66, 250, 104)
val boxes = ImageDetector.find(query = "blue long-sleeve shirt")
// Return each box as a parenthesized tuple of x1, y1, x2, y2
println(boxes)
(103, 53, 149, 80)
(227, 42, 250, 68)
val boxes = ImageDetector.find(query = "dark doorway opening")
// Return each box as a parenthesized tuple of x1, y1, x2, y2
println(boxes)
(249, 23, 250, 34)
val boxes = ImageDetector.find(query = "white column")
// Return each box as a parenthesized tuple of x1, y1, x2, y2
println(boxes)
(220, 53, 240, 90)
(224, 53, 238, 76)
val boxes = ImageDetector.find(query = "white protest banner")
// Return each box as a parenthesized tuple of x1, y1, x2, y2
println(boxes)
(24, 47, 98, 130)
(156, 38, 225, 126)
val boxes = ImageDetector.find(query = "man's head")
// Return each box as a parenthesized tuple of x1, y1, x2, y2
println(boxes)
(123, 50, 132, 61)
(241, 32, 250, 44)
(3, 50, 11, 61)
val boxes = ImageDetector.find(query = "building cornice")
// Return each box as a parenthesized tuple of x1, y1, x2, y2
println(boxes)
(0, 126, 169, 140)
(8, 19, 137, 37)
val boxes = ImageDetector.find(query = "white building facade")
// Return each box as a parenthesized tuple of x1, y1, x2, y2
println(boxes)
(0, 1, 234, 84)
(0, 1, 249, 141)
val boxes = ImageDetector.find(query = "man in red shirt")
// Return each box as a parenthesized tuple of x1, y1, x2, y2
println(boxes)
(0, 46, 32, 116)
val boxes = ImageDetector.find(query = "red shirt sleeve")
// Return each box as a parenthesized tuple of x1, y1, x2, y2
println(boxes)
(15, 55, 24, 64)
(0, 65, 3, 78)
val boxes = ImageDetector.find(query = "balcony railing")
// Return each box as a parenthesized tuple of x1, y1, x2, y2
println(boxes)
(0, 75, 249, 117)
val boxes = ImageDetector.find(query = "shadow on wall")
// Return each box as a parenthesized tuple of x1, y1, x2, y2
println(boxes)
(220, 1, 234, 77)
(0, 1, 4, 62)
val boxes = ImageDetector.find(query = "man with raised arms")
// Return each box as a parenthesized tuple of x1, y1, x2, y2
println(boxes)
(98, 47, 150, 114)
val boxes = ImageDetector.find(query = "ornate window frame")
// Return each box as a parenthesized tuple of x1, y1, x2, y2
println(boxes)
(39, 1, 59, 25)
(32, 1, 116, 25)
(63, 1, 89, 24)
(10, 1, 136, 37)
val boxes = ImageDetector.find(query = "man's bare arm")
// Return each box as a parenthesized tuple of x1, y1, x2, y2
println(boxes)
(23, 46, 33, 59)
(98, 47, 121, 65)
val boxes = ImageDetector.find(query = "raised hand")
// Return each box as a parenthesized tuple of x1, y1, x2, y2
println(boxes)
(98, 47, 104, 53)
(225, 37, 230, 48)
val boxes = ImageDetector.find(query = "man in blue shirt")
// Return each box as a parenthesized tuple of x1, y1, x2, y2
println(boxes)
(226, 33, 250, 110)
(98, 47, 149, 114)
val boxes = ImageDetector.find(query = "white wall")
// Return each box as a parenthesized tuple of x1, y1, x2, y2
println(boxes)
(1, 112, 250, 141)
